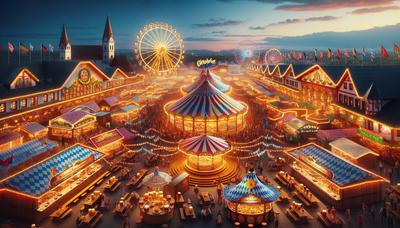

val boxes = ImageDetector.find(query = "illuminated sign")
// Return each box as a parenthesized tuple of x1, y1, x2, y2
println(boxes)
(357, 128, 384, 144)
(196, 58, 216, 68)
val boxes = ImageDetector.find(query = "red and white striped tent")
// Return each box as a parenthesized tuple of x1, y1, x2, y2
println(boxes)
(179, 135, 229, 155)
(167, 80, 245, 118)
(184, 70, 230, 93)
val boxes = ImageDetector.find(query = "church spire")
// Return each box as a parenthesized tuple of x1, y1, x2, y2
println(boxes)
(59, 24, 70, 49)
(103, 16, 113, 42)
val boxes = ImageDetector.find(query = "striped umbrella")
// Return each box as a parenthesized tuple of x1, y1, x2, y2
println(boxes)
(179, 135, 229, 155)
(167, 80, 246, 118)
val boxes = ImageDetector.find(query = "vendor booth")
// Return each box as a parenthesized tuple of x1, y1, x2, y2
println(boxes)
(20, 122, 48, 139)
(49, 110, 97, 139)
(286, 143, 388, 209)
(223, 170, 280, 225)
(329, 137, 379, 168)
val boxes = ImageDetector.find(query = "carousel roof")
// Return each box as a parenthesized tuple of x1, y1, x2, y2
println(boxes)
(184, 70, 230, 93)
(223, 171, 280, 202)
(179, 135, 229, 155)
(167, 80, 246, 118)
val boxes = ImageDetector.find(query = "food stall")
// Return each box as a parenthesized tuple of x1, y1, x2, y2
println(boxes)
(0, 144, 106, 221)
(329, 137, 379, 168)
(48, 110, 97, 139)
(223, 170, 280, 225)
(286, 143, 388, 209)
(20, 122, 48, 139)
(0, 132, 23, 153)
(111, 103, 139, 125)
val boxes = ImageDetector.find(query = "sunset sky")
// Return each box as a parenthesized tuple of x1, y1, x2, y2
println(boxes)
(0, 0, 399, 51)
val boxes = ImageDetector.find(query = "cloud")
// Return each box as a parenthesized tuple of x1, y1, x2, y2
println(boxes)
(350, 5, 400, 14)
(269, 18, 302, 26)
(192, 18, 246, 28)
(211, 30, 227, 34)
(304, 16, 339, 22)
(262, 23, 400, 49)
(221, 0, 395, 11)
(249, 26, 266, 30)
(264, 15, 338, 28)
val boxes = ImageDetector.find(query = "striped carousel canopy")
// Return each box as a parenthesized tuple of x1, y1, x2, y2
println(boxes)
(184, 70, 230, 93)
(223, 171, 280, 202)
(167, 80, 246, 118)
(179, 135, 229, 155)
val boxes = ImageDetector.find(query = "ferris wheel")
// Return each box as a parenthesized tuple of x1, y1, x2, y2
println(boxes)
(263, 48, 283, 65)
(135, 22, 184, 75)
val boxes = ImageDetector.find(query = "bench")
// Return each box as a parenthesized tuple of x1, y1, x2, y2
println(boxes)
(293, 191, 311, 207)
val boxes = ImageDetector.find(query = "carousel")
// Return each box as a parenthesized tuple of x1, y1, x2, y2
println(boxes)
(178, 135, 231, 174)
(223, 170, 280, 225)
(165, 79, 247, 135)
(183, 69, 231, 94)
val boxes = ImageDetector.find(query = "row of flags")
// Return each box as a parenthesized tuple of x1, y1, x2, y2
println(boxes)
(5, 42, 53, 54)
(285, 43, 400, 63)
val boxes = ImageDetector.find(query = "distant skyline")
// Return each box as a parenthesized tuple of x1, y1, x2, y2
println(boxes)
(0, 0, 399, 51)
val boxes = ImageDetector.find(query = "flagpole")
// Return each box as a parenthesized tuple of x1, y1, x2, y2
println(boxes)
(29, 49, 31, 64)
(7, 49, 9, 65)
(40, 45, 42, 62)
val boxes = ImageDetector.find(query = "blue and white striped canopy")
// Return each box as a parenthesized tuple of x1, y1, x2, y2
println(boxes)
(223, 171, 280, 202)
(168, 80, 245, 118)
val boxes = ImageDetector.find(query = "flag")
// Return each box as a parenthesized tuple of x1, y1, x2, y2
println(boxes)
(29, 43, 34, 51)
(0, 44, 2, 52)
(370, 49, 375, 62)
(344, 48, 350, 59)
(41, 44, 47, 54)
(314, 49, 318, 62)
(0, 154, 13, 167)
(381, 46, 390, 60)
(19, 43, 29, 54)
(352, 48, 358, 61)
(327, 48, 332, 60)
(362, 47, 366, 57)
(319, 51, 323, 59)
(48, 44, 54, 53)
(336, 49, 341, 59)
(8, 42, 14, 53)
(394, 43, 399, 54)
(50, 166, 57, 177)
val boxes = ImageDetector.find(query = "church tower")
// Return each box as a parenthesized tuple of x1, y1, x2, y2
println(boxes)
(59, 24, 71, 60)
(102, 16, 114, 64)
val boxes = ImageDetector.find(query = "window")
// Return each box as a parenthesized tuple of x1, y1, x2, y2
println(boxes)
(0, 104, 4, 113)
(49, 93, 54, 101)
(43, 94, 48, 102)
(30, 97, 35, 106)
(349, 84, 353, 91)
(397, 130, 400, 137)
(20, 99, 27, 108)
(11, 101, 17, 110)
(344, 82, 348, 90)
